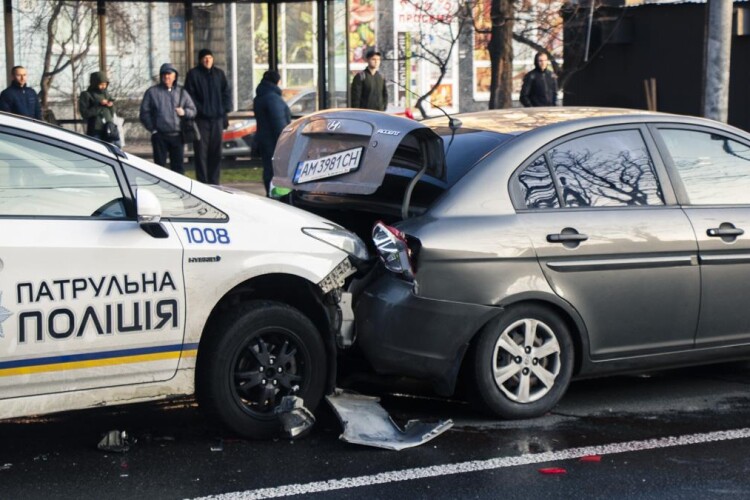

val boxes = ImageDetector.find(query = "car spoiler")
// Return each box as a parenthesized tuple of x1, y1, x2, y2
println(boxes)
(273, 110, 445, 218)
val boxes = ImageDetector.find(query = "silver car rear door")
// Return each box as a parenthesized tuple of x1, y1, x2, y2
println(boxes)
(513, 125, 700, 360)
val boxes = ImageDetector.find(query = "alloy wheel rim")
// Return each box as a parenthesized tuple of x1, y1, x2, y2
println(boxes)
(231, 328, 308, 416)
(491, 318, 561, 403)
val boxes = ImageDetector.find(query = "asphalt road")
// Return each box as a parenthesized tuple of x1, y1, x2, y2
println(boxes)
(3, 362, 750, 499)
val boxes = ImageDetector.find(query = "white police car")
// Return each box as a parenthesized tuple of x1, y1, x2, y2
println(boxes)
(0, 112, 366, 438)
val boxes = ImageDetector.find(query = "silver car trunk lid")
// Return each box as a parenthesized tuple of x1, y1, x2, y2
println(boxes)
(273, 110, 445, 196)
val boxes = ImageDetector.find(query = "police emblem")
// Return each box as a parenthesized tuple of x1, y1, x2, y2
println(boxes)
(0, 292, 11, 338)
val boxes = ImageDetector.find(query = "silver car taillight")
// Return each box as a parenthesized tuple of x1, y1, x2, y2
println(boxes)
(372, 221, 415, 280)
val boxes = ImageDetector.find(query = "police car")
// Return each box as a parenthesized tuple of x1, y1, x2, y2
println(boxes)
(0, 112, 366, 439)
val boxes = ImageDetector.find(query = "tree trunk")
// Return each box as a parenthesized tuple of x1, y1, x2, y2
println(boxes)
(488, 0, 514, 109)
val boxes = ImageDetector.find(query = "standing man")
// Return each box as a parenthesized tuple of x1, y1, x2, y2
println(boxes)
(140, 63, 196, 175)
(253, 70, 291, 196)
(185, 48, 231, 185)
(520, 52, 558, 107)
(0, 66, 41, 119)
(350, 49, 387, 111)
(79, 71, 117, 144)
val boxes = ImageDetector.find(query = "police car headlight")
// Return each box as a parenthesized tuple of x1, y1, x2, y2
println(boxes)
(302, 227, 369, 261)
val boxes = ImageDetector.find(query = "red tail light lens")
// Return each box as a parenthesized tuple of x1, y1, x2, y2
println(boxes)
(372, 221, 415, 280)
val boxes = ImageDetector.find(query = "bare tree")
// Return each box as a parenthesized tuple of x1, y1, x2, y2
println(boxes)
(18, 1, 138, 118)
(394, 0, 473, 118)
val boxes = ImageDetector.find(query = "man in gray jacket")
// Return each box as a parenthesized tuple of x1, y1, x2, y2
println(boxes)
(140, 63, 197, 174)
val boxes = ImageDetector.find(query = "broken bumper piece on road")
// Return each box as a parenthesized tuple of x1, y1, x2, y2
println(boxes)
(326, 389, 453, 451)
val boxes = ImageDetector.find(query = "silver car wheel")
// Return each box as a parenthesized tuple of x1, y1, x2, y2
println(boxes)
(491, 318, 561, 404)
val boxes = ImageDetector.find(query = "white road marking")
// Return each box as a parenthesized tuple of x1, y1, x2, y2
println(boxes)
(194, 427, 750, 499)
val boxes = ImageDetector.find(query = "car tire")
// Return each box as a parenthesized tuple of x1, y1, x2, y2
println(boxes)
(470, 304, 573, 419)
(197, 300, 326, 439)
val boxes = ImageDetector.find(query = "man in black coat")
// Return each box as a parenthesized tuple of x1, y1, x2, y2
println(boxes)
(520, 52, 558, 107)
(185, 48, 231, 184)
(253, 71, 291, 196)
(350, 49, 387, 111)
(0, 66, 41, 119)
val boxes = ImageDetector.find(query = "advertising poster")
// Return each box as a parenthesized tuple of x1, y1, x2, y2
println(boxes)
(394, 0, 458, 113)
(350, 0, 376, 64)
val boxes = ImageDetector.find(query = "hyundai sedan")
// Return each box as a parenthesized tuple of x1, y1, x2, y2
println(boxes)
(273, 107, 750, 419)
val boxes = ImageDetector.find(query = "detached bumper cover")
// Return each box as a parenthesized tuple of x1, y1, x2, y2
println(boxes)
(326, 389, 453, 450)
(355, 273, 502, 395)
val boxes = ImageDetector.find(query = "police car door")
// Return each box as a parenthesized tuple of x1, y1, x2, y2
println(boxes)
(0, 130, 185, 400)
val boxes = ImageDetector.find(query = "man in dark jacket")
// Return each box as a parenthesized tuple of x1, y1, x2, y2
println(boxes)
(350, 49, 387, 111)
(140, 63, 197, 174)
(184, 48, 231, 185)
(253, 71, 291, 196)
(0, 66, 41, 119)
(520, 52, 558, 107)
(79, 71, 118, 144)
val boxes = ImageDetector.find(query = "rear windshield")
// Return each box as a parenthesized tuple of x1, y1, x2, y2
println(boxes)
(373, 128, 511, 210)
(433, 127, 513, 186)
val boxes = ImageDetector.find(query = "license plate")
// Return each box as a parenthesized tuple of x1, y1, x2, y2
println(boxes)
(293, 147, 363, 184)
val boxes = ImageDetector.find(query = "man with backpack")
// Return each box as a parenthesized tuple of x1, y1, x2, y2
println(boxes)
(350, 49, 387, 111)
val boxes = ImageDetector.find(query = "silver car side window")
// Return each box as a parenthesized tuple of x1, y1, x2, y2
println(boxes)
(518, 156, 560, 209)
(659, 129, 750, 205)
(0, 133, 125, 218)
(548, 130, 664, 208)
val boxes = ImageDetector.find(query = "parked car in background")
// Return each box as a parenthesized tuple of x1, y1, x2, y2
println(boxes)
(0, 111, 367, 439)
(219, 89, 348, 160)
(274, 107, 750, 420)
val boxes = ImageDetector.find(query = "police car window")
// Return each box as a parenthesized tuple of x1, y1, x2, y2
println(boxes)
(548, 130, 664, 207)
(518, 156, 560, 209)
(123, 164, 227, 220)
(660, 129, 750, 205)
(0, 133, 124, 218)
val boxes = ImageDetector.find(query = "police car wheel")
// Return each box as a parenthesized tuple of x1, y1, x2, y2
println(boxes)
(197, 301, 326, 439)
(470, 304, 573, 419)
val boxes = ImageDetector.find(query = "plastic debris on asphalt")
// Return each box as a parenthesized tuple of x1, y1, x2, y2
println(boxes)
(538, 467, 567, 475)
(275, 395, 316, 439)
(97, 430, 134, 453)
(210, 439, 224, 452)
(326, 389, 453, 451)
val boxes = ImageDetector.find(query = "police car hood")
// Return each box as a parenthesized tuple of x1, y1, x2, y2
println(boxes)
(273, 110, 445, 195)
(195, 181, 345, 228)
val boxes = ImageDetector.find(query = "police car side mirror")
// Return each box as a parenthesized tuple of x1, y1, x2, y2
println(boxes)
(137, 188, 169, 239)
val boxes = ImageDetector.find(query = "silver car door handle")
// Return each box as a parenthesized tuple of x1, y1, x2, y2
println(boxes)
(707, 227, 744, 237)
(546, 233, 589, 243)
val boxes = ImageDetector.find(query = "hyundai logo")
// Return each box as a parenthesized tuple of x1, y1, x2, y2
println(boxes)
(327, 120, 341, 132)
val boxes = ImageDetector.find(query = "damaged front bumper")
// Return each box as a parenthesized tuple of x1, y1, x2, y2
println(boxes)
(318, 257, 358, 348)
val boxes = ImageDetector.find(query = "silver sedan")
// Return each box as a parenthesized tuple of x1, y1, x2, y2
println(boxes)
(274, 107, 750, 419)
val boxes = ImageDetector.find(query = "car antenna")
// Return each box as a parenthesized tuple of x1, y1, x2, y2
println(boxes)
(388, 78, 462, 132)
